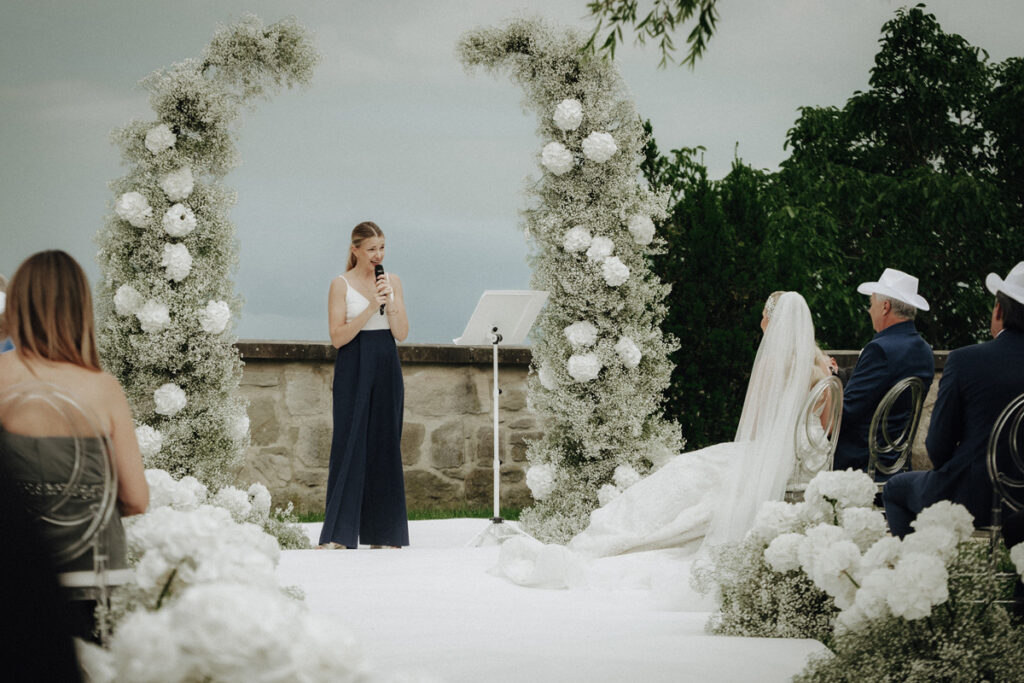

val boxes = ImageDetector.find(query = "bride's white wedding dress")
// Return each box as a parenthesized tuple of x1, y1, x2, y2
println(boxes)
(497, 292, 828, 593)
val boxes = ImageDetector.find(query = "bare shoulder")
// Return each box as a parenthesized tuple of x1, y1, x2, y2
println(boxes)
(330, 275, 349, 291)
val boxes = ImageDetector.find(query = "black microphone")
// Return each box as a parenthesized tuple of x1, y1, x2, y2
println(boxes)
(374, 264, 385, 315)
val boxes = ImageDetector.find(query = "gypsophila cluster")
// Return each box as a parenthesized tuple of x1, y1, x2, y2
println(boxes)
(460, 19, 680, 542)
(95, 15, 318, 487)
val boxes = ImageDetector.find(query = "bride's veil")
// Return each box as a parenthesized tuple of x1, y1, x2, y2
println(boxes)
(703, 292, 818, 547)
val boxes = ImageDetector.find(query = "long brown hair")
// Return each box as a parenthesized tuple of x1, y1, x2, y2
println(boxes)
(346, 221, 385, 270)
(7, 250, 101, 370)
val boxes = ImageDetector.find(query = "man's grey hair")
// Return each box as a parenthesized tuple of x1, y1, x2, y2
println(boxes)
(879, 295, 917, 320)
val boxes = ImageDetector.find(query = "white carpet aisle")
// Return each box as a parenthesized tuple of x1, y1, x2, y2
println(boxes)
(277, 520, 827, 683)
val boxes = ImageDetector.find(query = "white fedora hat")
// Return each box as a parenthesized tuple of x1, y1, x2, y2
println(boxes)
(856, 268, 930, 311)
(986, 261, 1024, 305)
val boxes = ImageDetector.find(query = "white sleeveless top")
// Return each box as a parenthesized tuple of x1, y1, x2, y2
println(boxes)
(340, 274, 390, 331)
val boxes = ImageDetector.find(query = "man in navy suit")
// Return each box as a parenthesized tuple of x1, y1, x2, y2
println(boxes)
(833, 268, 935, 474)
(884, 262, 1024, 536)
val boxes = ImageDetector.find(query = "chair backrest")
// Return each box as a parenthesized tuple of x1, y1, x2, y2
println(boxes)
(867, 376, 925, 480)
(793, 375, 844, 480)
(988, 392, 1024, 517)
(0, 382, 118, 567)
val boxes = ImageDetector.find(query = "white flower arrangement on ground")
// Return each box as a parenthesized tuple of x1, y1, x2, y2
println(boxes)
(526, 463, 556, 500)
(460, 19, 680, 542)
(96, 15, 317, 488)
(135, 425, 164, 459)
(114, 192, 152, 228)
(581, 131, 617, 162)
(161, 203, 197, 237)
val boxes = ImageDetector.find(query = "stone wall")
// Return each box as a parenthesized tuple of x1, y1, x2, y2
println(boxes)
(233, 342, 948, 514)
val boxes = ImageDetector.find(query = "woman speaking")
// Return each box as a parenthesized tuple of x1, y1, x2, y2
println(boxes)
(318, 221, 410, 550)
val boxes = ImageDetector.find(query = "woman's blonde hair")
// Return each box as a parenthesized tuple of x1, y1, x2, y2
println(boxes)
(7, 250, 101, 370)
(347, 221, 385, 271)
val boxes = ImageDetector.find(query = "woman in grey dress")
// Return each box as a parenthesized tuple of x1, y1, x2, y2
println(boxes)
(0, 250, 149, 636)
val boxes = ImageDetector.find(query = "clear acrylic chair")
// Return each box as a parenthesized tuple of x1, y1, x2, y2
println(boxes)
(0, 382, 130, 642)
(786, 375, 843, 502)
(983, 392, 1024, 552)
(866, 376, 926, 488)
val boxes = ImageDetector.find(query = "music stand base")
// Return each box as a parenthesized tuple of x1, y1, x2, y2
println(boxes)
(467, 517, 535, 547)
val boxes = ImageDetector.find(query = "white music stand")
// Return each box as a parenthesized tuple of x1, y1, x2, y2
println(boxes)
(455, 290, 548, 546)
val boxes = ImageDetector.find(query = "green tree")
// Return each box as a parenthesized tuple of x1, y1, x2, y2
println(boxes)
(584, 0, 720, 68)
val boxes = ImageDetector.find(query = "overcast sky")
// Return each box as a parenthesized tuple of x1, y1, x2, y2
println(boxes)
(2, 1, 1022, 343)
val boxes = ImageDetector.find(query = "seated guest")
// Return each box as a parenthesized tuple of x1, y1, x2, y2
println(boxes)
(0, 273, 13, 353)
(0, 250, 149, 639)
(833, 268, 935, 475)
(883, 262, 1024, 537)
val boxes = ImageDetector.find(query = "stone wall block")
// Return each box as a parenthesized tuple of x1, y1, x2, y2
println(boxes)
(509, 430, 542, 462)
(248, 450, 293, 489)
(404, 470, 460, 508)
(431, 420, 468, 469)
(464, 468, 530, 507)
(284, 365, 331, 416)
(474, 426, 507, 465)
(247, 395, 281, 447)
(911, 375, 942, 471)
(293, 467, 328, 488)
(404, 367, 482, 417)
(401, 422, 425, 466)
(294, 418, 333, 469)
(240, 365, 282, 387)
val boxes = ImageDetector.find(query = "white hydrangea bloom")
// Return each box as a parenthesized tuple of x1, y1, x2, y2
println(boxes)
(526, 463, 556, 500)
(136, 299, 170, 334)
(839, 506, 888, 552)
(198, 300, 231, 334)
(1011, 543, 1024, 577)
(553, 98, 583, 131)
(562, 225, 593, 253)
(602, 256, 630, 287)
(144, 469, 208, 511)
(911, 500, 975, 543)
(567, 353, 602, 382)
(586, 236, 614, 262)
(229, 414, 250, 442)
(886, 552, 949, 620)
(807, 538, 861, 609)
(144, 123, 176, 154)
(796, 523, 849, 574)
(540, 141, 574, 175)
(247, 482, 272, 518)
(114, 191, 153, 228)
(614, 336, 642, 369)
(581, 131, 617, 162)
(612, 464, 641, 490)
(747, 500, 803, 544)
(135, 424, 163, 459)
(804, 470, 877, 516)
(563, 321, 599, 348)
(626, 214, 656, 245)
(161, 243, 193, 282)
(162, 203, 197, 237)
(764, 532, 805, 573)
(901, 525, 959, 563)
(537, 364, 558, 391)
(113, 284, 144, 316)
(597, 483, 620, 507)
(861, 535, 902, 571)
(836, 567, 896, 633)
(154, 383, 187, 416)
(212, 486, 253, 522)
(159, 167, 195, 201)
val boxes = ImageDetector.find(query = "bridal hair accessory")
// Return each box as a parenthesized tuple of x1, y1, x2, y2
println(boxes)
(986, 261, 1024, 305)
(762, 291, 784, 320)
(856, 268, 930, 311)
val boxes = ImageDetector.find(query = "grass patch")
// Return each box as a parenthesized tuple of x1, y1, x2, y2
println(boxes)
(294, 506, 522, 524)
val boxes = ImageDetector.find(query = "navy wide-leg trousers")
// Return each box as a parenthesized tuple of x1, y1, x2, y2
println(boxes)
(320, 330, 409, 547)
